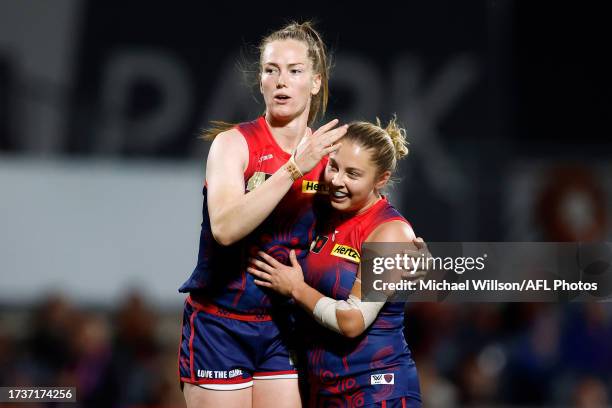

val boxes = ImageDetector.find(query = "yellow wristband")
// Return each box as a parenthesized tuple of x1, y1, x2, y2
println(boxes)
(284, 155, 303, 181)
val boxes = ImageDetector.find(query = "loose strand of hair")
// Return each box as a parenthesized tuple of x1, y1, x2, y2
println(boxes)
(200, 121, 237, 141)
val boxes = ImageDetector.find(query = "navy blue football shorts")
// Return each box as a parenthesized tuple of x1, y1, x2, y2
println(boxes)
(178, 294, 298, 390)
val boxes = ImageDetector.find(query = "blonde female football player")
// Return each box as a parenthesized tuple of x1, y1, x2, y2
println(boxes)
(249, 118, 424, 407)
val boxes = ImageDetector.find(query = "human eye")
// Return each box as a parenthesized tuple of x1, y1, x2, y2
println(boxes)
(264, 66, 278, 74)
(290, 68, 303, 74)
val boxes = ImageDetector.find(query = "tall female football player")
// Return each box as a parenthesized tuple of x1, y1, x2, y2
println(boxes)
(248, 118, 423, 407)
(178, 22, 346, 408)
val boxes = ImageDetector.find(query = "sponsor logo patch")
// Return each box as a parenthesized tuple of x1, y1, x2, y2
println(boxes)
(310, 235, 329, 254)
(330, 244, 360, 263)
(370, 373, 394, 385)
(302, 180, 329, 194)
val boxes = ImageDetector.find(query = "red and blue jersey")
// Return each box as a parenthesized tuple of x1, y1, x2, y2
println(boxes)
(179, 116, 329, 314)
(300, 197, 421, 406)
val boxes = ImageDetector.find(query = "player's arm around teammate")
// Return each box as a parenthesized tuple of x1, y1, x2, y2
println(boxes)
(247, 117, 429, 338)
(247, 226, 427, 338)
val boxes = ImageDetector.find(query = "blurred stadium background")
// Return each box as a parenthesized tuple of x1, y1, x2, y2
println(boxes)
(1, 1, 610, 406)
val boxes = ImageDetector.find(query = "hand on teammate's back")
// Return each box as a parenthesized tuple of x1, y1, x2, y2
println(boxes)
(402, 237, 431, 282)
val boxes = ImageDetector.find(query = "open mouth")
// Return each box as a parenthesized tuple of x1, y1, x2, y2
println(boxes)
(274, 95, 291, 102)
(331, 190, 349, 201)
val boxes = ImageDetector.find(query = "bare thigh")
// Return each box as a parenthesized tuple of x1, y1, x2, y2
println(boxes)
(183, 382, 252, 408)
(252, 378, 301, 408)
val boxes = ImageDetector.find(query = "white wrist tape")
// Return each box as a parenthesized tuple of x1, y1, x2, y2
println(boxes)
(312, 295, 386, 335)
(313, 296, 341, 332)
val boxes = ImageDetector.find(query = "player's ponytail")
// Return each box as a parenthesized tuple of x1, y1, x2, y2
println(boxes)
(384, 115, 409, 161)
(298, 21, 330, 126)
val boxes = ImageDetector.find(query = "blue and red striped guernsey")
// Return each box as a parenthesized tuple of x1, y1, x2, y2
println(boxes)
(179, 116, 329, 314)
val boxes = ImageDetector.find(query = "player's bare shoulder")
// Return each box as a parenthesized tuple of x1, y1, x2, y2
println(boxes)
(366, 220, 416, 243)
(207, 127, 249, 171)
(209, 128, 248, 156)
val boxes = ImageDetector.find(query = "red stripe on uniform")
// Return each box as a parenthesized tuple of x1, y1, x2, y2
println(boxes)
(381, 400, 387, 408)
(342, 356, 349, 372)
(188, 310, 198, 382)
(402, 397, 406, 408)
(188, 295, 272, 321)
(232, 272, 247, 308)
(176, 320, 183, 383)
(253, 370, 298, 377)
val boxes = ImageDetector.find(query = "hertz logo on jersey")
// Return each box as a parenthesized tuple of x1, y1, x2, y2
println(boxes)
(330, 244, 360, 263)
(301, 180, 329, 194)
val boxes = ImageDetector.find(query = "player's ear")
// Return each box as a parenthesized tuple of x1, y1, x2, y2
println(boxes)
(311, 73, 321, 96)
(259, 73, 264, 95)
(375, 171, 391, 190)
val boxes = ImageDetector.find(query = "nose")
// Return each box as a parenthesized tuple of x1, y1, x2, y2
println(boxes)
(331, 171, 344, 187)
(276, 70, 287, 88)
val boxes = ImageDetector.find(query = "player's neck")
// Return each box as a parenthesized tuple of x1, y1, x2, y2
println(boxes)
(355, 194, 382, 216)
(265, 112, 309, 154)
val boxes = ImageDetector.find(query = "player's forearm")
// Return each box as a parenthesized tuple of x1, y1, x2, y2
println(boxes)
(291, 282, 367, 338)
(291, 281, 324, 313)
(336, 309, 366, 338)
(210, 166, 296, 245)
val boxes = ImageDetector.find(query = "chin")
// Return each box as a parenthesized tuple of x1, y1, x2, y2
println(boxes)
(329, 199, 356, 213)
(329, 200, 344, 211)
(271, 105, 307, 121)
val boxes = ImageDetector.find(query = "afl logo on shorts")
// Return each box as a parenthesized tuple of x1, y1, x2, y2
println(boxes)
(371, 373, 394, 385)
(301, 180, 329, 194)
(310, 235, 329, 253)
(330, 244, 360, 263)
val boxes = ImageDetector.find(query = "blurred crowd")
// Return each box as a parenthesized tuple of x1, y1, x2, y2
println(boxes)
(0, 292, 184, 408)
(1, 292, 610, 407)
(407, 303, 612, 407)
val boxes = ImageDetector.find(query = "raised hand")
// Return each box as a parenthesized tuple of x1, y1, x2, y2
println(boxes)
(293, 119, 348, 174)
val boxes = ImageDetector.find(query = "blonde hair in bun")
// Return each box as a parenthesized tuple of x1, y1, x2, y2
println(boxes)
(344, 115, 409, 177)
